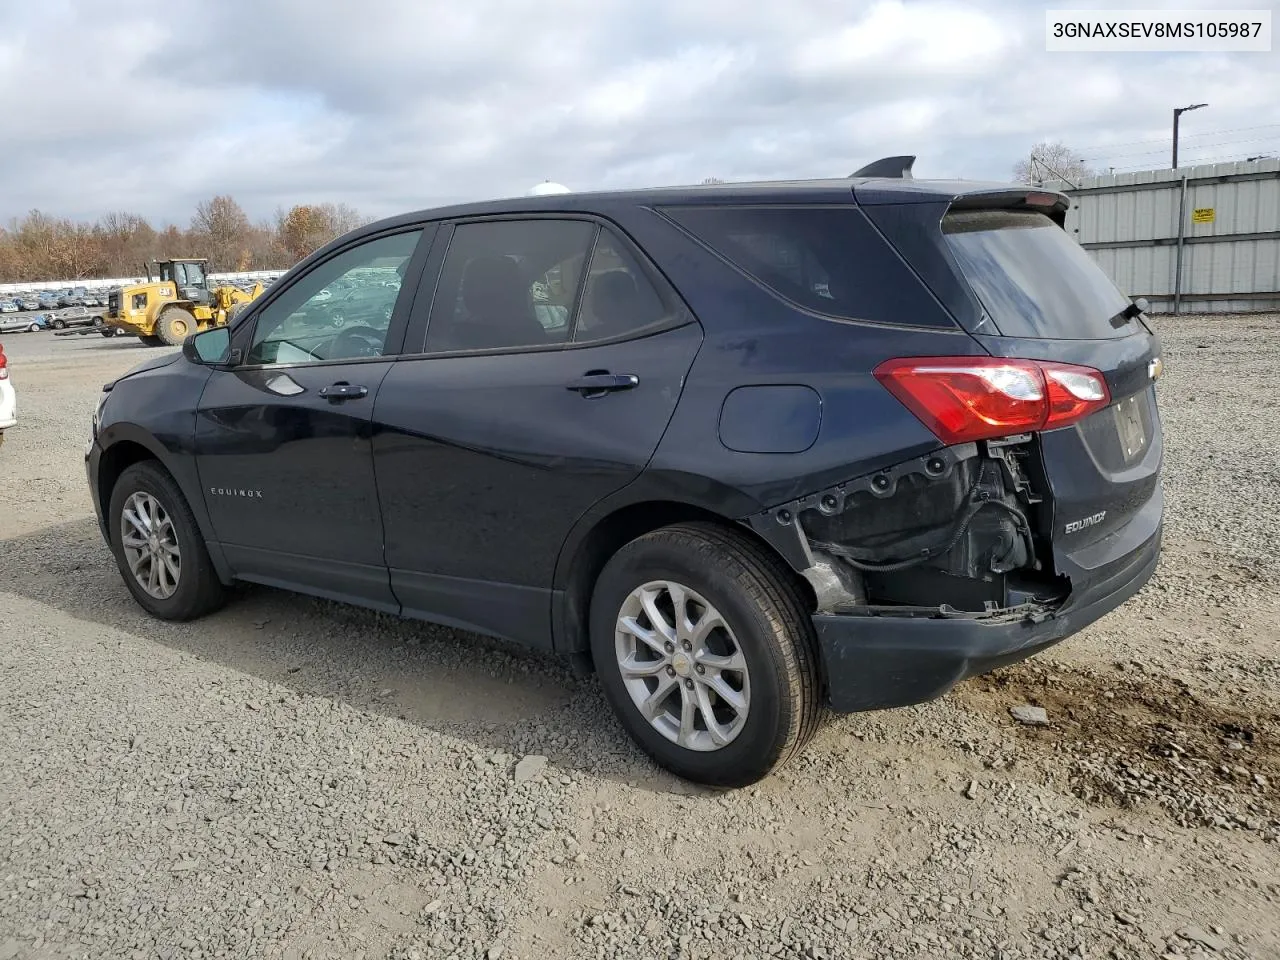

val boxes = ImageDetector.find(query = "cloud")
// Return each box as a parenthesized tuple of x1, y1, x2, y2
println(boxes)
(1, 0, 1277, 223)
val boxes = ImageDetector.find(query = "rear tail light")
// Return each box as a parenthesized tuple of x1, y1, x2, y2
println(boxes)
(874, 356, 1110, 444)
(0, 344, 7, 380)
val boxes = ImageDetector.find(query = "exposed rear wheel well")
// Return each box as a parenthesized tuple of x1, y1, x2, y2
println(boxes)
(559, 501, 816, 660)
(97, 441, 159, 518)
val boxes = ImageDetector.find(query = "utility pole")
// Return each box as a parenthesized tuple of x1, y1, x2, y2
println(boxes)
(1172, 103, 1208, 169)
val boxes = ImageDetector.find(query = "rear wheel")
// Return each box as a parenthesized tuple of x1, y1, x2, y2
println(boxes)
(108, 461, 225, 621)
(51, 318, 66, 329)
(157, 307, 196, 346)
(590, 522, 823, 787)
(27, 322, 39, 332)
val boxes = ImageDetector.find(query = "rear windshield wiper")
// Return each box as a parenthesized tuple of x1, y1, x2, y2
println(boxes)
(1107, 296, 1149, 329)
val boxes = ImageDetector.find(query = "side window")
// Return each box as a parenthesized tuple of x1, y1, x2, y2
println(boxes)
(666, 207, 848, 315)
(247, 230, 422, 366)
(424, 219, 595, 353)
(573, 230, 670, 343)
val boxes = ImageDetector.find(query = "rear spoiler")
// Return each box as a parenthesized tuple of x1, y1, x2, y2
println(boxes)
(850, 155, 915, 179)
(946, 189, 1070, 227)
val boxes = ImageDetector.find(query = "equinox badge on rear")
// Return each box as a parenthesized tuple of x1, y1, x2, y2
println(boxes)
(1065, 511, 1107, 535)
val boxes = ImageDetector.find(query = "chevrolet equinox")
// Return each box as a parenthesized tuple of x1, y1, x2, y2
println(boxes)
(87, 163, 1163, 786)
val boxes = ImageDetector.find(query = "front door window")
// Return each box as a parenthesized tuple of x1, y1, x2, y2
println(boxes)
(247, 230, 422, 365)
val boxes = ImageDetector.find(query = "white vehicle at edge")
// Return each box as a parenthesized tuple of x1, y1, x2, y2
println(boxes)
(0, 342, 15, 448)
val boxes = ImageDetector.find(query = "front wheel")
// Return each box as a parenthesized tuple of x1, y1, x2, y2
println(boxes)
(51, 318, 66, 329)
(156, 308, 196, 346)
(139, 334, 166, 347)
(590, 522, 823, 787)
(28, 322, 39, 332)
(108, 461, 225, 620)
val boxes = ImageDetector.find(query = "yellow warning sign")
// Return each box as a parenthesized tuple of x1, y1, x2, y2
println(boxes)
(1192, 207, 1215, 224)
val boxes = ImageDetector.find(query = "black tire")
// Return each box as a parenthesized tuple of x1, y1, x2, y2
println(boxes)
(100, 327, 116, 338)
(139, 334, 166, 347)
(156, 307, 196, 346)
(51, 318, 66, 329)
(589, 522, 823, 787)
(107, 461, 225, 621)
(226, 302, 250, 325)
(27, 322, 39, 332)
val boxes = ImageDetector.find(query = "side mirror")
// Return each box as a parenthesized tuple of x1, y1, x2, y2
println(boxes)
(183, 326, 233, 365)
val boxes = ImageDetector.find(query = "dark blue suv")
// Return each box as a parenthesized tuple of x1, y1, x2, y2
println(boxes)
(87, 165, 1163, 785)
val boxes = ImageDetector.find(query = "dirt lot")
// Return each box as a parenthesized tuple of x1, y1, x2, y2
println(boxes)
(1, 317, 1278, 960)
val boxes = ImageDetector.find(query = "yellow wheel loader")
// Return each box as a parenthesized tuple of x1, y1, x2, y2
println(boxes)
(103, 259, 265, 346)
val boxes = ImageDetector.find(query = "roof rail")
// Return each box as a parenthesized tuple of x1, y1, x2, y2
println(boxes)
(850, 155, 916, 179)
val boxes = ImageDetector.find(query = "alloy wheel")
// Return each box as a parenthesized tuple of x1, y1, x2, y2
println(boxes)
(120, 491, 181, 599)
(614, 580, 751, 752)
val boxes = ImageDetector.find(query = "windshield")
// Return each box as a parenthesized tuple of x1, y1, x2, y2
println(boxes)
(943, 210, 1135, 340)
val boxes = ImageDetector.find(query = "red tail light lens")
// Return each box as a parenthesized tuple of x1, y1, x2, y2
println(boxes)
(874, 356, 1110, 444)
(0, 344, 7, 380)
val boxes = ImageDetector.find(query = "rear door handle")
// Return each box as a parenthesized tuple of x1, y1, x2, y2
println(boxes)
(565, 373, 639, 397)
(318, 382, 369, 402)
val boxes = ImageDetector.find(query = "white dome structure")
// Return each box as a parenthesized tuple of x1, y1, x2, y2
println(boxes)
(529, 180, 571, 196)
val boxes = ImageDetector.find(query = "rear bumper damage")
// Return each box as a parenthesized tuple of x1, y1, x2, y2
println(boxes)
(815, 493, 1160, 710)
(747, 439, 1163, 713)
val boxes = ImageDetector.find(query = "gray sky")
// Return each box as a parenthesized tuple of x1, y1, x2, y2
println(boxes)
(1, 0, 1277, 224)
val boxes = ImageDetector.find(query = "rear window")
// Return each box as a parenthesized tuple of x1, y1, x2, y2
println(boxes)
(943, 210, 1135, 340)
(664, 205, 955, 328)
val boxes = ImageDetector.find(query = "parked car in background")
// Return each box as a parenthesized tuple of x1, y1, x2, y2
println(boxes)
(0, 341, 14, 449)
(81, 294, 101, 307)
(0, 313, 47, 333)
(0, 300, 18, 313)
(16, 297, 41, 311)
(58, 294, 85, 308)
(37, 295, 60, 310)
(47, 306, 104, 330)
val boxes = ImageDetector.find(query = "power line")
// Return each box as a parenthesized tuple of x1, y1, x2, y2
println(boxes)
(1084, 134, 1280, 164)
(1107, 145, 1280, 172)
(1073, 122, 1280, 156)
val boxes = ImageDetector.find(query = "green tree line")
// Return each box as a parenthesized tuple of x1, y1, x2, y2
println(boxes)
(0, 196, 370, 283)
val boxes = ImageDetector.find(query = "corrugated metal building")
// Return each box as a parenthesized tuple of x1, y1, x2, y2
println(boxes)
(1064, 158, 1280, 313)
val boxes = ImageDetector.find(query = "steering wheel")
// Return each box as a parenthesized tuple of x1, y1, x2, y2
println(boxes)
(329, 324, 386, 359)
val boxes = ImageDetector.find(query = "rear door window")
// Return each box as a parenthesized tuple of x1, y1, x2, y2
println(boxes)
(424, 219, 596, 352)
(942, 210, 1135, 340)
(574, 230, 672, 343)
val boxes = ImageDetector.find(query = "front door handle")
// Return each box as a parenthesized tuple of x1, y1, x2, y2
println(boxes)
(318, 382, 369, 402)
(565, 373, 639, 397)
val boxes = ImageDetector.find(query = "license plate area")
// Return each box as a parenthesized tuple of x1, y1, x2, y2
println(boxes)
(1114, 394, 1147, 461)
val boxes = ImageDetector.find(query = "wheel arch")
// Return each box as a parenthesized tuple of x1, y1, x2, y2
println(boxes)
(96, 425, 232, 583)
(552, 497, 816, 659)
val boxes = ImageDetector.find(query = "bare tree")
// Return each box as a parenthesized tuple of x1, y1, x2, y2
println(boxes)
(96, 212, 158, 276)
(191, 195, 252, 271)
(1012, 142, 1094, 188)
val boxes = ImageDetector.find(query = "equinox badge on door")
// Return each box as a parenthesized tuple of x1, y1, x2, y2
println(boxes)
(209, 487, 263, 499)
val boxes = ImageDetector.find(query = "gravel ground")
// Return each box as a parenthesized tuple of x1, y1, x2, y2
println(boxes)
(1, 317, 1277, 960)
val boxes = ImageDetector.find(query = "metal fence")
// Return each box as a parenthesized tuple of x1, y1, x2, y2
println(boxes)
(1065, 158, 1280, 314)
